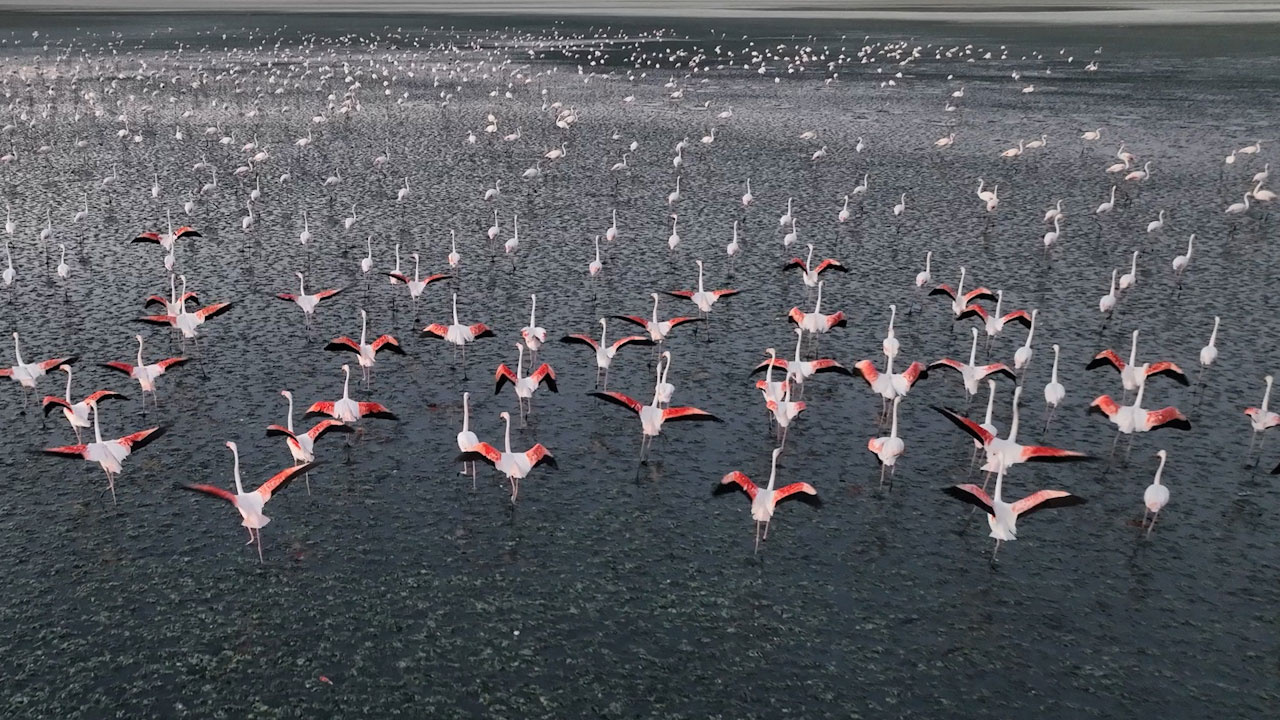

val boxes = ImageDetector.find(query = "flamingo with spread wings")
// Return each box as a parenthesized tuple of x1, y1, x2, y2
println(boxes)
(41, 401, 165, 502)
(944, 467, 1085, 558)
(41, 365, 126, 442)
(325, 309, 403, 384)
(179, 441, 316, 562)
(101, 335, 188, 409)
(456, 411, 555, 503)
(306, 365, 398, 423)
(266, 390, 351, 493)
(717, 448, 818, 553)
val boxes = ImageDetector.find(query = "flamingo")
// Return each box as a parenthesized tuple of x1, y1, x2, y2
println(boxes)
(344, 204, 358, 230)
(838, 196, 851, 223)
(1013, 309, 1038, 371)
(2, 241, 14, 287)
(655, 351, 676, 407)
(325, 309, 404, 384)
(1043, 200, 1064, 223)
(131, 211, 200, 252)
(852, 173, 869, 196)
(306, 365, 397, 424)
(787, 281, 846, 337)
(930, 266, 996, 318)
(741, 179, 754, 207)
(867, 396, 905, 486)
(779, 198, 794, 228)
(520, 294, 547, 357)
(944, 466, 1084, 558)
(1173, 234, 1194, 275)
(387, 254, 448, 318)
(1095, 186, 1116, 215)
(1119, 251, 1139, 291)
(1090, 371, 1192, 442)
(784, 244, 847, 288)
(1044, 344, 1065, 420)
(755, 348, 791, 407)
(1099, 269, 1118, 314)
(605, 210, 619, 243)
(457, 412, 555, 503)
(937, 385, 1089, 477)
(276, 272, 342, 329)
(487, 211, 500, 242)
(265, 390, 351, 493)
(665, 260, 739, 316)
(1, 332, 76, 405)
(893, 193, 907, 217)
(101, 335, 188, 409)
(752, 328, 854, 389)
(448, 231, 461, 269)
(1146, 210, 1166, 233)
(1143, 450, 1171, 537)
(41, 401, 164, 502)
(612, 293, 700, 345)
(930, 327, 1016, 396)
(138, 299, 233, 340)
(494, 344, 557, 424)
(718, 447, 817, 552)
(1087, 329, 1188, 392)
(668, 178, 682, 207)
(144, 274, 198, 317)
(179, 441, 315, 562)
(765, 380, 805, 447)
(853, 353, 927, 408)
(456, 392, 480, 483)
(882, 305, 900, 361)
(40, 365, 126, 443)
(589, 236, 603, 276)
(1124, 161, 1152, 182)
(561, 319, 651, 389)
(1000, 139, 1024, 158)
(962, 290, 1032, 340)
(915, 251, 932, 287)
(590, 378, 721, 462)
(1200, 317, 1220, 369)
(1043, 216, 1062, 249)
(421, 293, 494, 368)
(1244, 376, 1280, 455)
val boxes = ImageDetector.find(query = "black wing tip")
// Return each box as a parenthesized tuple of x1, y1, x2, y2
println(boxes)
(1166, 418, 1193, 431)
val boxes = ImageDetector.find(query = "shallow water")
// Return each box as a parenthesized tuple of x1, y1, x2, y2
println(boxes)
(0, 14, 1277, 719)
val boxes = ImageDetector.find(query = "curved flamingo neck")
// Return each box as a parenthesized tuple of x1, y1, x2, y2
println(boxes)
(1153, 455, 1166, 485)
(136, 337, 144, 366)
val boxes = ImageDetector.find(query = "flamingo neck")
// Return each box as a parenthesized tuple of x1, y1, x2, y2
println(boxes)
(766, 453, 779, 491)
(359, 313, 367, 345)
(64, 369, 72, 401)
(1051, 348, 1060, 381)
(967, 333, 978, 365)
(285, 394, 294, 433)
(529, 296, 537, 326)
(1209, 319, 1219, 344)
(516, 347, 524, 378)
(1263, 380, 1273, 411)
(890, 399, 899, 436)
(1129, 332, 1139, 364)
(12, 335, 21, 365)
(1025, 314, 1036, 345)
(452, 296, 459, 325)
(1008, 392, 1021, 441)
(230, 446, 244, 495)
(993, 469, 1004, 504)
(136, 338, 144, 367)
(502, 415, 512, 454)
(92, 404, 103, 443)
(462, 396, 470, 431)
(342, 367, 351, 400)
(1153, 455, 1166, 485)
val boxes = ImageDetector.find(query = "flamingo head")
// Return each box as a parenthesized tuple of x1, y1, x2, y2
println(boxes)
(463, 391, 470, 400)
(499, 411, 511, 421)
(225, 440, 237, 452)
(280, 390, 292, 400)
(135, 334, 144, 344)
(295, 271, 304, 280)
(58, 364, 71, 374)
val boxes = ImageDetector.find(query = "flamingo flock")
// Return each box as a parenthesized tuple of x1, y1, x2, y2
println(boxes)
(0, 20, 1270, 573)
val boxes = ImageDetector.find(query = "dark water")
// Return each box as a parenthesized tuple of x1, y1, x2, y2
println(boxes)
(0, 13, 1277, 718)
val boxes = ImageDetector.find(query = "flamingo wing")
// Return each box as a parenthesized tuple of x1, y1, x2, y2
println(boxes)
(1088, 395, 1121, 419)
(609, 335, 653, 352)
(529, 364, 558, 392)
(525, 444, 557, 469)
(786, 307, 806, 326)
(750, 357, 789, 376)
(117, 426, 166, 451)
(314, 288, 343, 301)
(156, 357, 189, 371)
(944, 484, 994, 515)
(933, 406, 996, 445)
(456, 442, 502, 466)
(661, 406, 722, 422)
(257, 462, 317, 501)
(824, 311, 847, 330)
(100, 361, 136, 376)
(422, 273, 450, 286)
(196, 302, 233, 321)
(609, 315, 650, 329)
(136, 313, 177, 326)
(809, 359, 852, 375)
(325, 336, 361, 354)
(900, 362, 927, 387)
(712, 289, 740, 299)
(275, 292, 298, 302)
(371, 335, 404, 354)
(589, 391, 644, 415)
(664, 290, 695, 299)
(83, 390, 127, 406)
(1000, 310, 1033, 328)
(306, 419, 354, 441)
(560, 334, 600, 351)
(494, 364, 518, 394)
(386, 272, 411, 284)
(1145, 361, 1189, 385)
(1086, 349, 1126, 372)
(957, 304, 988, 322)
(1019, 446, 1091, 463)
(421, 323, 449, 338)
(1011, 490, 1085, 518)
(144, 294, 169, 308)
(173, 226, 202, 238)
(356, 402, 397, 420)
(782, 258, 807, 272)
(36, 356, 77, 373)
(305, 401, 337, 418)
(814, 258, 848, 274)
(666, 316, 701, 328)
(774, 482, 818, 502)
(131, 232, 162, 244)
(42, 443, 88, 459)
(40, 395, 71, 413)
(853, 359, 880, 386)
(265, 423, 297, 439)
(928, 284, 957, 299)
(1147, 407, 1191, 431)
(961, 286, 997, 304)
(468, 323, 495, 339)
(718, 471, 758, 499)
(976, 364, 1016, 382)
(929, 358, 965, 374)
(179, 483, 237, 505)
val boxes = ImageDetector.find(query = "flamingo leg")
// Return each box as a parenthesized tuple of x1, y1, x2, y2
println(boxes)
(754, 521, 762, 554)
(1146, 512, 1159, 538)
(992, 539, 1001, 560)
(256, 529, 264, 563)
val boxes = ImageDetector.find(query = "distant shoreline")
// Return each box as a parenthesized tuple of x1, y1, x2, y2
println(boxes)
(1, 3, 1279, 26)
